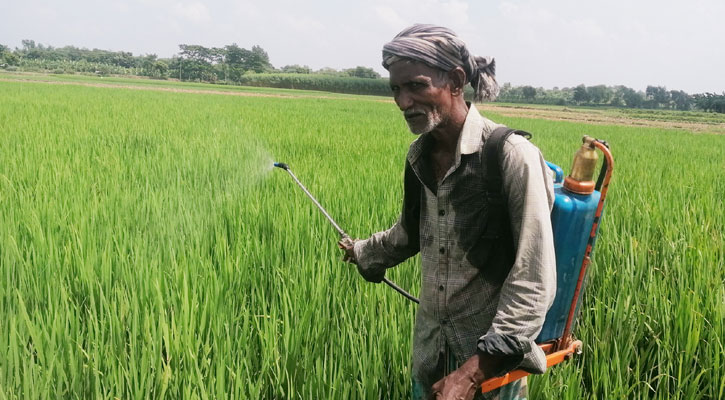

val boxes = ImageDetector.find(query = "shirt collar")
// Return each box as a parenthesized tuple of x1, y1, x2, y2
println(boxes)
(458, 102, 487, 155)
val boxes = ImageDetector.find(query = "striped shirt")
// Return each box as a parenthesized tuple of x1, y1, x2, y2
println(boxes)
(354, 103, 556, 395)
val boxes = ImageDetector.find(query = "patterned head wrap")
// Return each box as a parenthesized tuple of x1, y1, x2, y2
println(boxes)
(382, 24, 499, 102)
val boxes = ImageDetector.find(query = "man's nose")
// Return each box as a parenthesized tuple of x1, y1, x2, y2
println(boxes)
(395, 90, 413, 111)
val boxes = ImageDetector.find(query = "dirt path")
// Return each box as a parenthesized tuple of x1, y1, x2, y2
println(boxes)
(4, 76, 724, 134)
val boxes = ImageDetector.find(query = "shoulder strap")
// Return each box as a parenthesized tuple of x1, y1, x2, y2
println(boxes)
(483, 127, 532, 199)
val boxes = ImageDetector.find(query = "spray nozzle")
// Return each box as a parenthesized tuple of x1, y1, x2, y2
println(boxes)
(273, 162, 290, 170)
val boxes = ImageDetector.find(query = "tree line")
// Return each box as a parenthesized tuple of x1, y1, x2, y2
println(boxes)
(1, 40, 724, 113)
(498, 83, 725, 113)
(0, 40, 381, 83)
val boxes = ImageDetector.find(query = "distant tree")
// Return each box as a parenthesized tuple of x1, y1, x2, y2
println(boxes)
(646, 85, 670, 108)
(223, 43, 248, 82)
(613, 86, 643, 108)
(573, 84, 590, 104)
(344, 66, 381, 79)
(281, 64, 312, 74)
(244, 45, 272, 73)
(139, 54, 157, 76)
(669, 90, 691, 111)
(694, 93, 725, 113)
(21, 39, 36, 51)
(151, 60, 168, 79)
(521, 85, 537, 101)
(588, 85, 612, 104)
(178, 44, 215, 81)
(0, 44, 16, 67)
(316, 67, 342, 75)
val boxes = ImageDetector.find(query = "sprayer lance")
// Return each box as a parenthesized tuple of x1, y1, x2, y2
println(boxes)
(274, 162, 347, 238)
(274, 162, 420, 304)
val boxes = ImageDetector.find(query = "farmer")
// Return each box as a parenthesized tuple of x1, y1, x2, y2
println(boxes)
(338, 24, 556, 400)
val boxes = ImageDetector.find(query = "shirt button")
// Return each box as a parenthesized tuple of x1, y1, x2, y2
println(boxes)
(438, 209, 445, 216)
(439, 247, 445, 254)
(438, 285, 444, 291)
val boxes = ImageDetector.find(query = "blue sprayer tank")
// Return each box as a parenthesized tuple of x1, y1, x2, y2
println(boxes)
(536, 138, 603, 343)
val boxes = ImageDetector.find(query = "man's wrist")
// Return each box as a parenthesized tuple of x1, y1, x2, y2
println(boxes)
(475, 350, 507, 382)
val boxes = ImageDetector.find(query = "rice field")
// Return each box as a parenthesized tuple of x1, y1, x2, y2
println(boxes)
(0, 77, 723, 399)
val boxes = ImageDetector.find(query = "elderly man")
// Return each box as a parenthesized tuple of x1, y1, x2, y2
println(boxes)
(339, 24, 556, 400)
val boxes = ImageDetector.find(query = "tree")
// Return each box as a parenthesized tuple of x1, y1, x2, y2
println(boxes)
(613, 86, 643, 108)
(21, 39, 36, 51)
(344, 66, 381, 79)
(224, 43, 248, 82)
(281, 64, 312, 74)
(521, 86, 537, 101)
(694, 93, 725, 113)
(669, 90, 691, 111)
(0, 44, 17, 67)
(151, 60, 168, 79)
(178, 44, 215, 81)
(646, 85, 670, 108)
(139, 54, 157, 76)
(244, 45, 272, 73)
(588, 85, 612, 104)
(573, 85, 590, 104)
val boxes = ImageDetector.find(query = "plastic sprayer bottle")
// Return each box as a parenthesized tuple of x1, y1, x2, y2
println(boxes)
(537, 136, 602, 343)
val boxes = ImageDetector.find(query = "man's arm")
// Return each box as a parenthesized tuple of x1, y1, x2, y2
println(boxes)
(477, 136, 556, 373)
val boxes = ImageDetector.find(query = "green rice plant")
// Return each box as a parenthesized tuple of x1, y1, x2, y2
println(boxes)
(0, 80, 722, 399)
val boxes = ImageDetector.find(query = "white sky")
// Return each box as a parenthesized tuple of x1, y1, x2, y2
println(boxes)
(2, 0, 724, 93)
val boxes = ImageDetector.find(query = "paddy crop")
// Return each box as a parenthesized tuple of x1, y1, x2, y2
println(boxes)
(0, 79, 723, 399)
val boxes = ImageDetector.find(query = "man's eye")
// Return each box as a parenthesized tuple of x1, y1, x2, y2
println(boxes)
(410, 82, 424, 89)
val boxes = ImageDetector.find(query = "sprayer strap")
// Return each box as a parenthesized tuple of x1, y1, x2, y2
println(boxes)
(484, 127, 532, 198)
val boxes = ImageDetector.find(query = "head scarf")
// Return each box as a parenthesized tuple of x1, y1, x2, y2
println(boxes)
(382, 24, 499, 102)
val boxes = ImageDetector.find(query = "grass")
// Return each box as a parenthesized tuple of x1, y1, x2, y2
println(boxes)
(0, 80, 723, 399)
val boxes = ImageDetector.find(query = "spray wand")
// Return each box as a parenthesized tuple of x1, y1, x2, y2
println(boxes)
(274, 162, 420, 304)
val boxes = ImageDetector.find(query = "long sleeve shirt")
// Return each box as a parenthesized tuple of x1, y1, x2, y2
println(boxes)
(353, 103, 556, 383)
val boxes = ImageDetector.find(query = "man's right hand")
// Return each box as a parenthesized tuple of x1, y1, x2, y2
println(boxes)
(337, 237, 386, 283)
(337, 237, 357, 263)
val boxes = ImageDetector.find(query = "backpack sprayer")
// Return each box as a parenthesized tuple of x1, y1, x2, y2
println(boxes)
(481, 136, 614, 393)
(274, 135, 614, 394)
(272, 162, 420, 304)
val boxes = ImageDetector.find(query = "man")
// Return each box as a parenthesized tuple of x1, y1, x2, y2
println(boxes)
(339, 24, 556, 400)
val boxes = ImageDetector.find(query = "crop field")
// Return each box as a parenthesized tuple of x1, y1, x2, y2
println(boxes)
(0, 77, 723, 399)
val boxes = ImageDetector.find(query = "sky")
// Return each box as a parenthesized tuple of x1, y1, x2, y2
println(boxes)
(2, 0, 724, 93)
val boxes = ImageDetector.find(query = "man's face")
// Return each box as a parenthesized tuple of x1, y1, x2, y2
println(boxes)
(388, 61, 452, 135)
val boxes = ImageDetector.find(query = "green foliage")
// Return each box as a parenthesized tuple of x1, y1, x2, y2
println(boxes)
(497, 83, 707, 111)
(0, 79, 723, 399)
(280, 64, 312, 74)
(344, 66, 381, 79)
(694, 92, 725, 113)
(237, 73, 391, 96)
(573, 84, 590, 104)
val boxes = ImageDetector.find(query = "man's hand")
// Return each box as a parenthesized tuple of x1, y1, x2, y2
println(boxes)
(338, 237, 357, 263)
(337, 237, 386, 283)
(430, 354, 486, 400)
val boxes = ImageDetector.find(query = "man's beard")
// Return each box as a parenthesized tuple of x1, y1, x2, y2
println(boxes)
(404, 107, 443, 135)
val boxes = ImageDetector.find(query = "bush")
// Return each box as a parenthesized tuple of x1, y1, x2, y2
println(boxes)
(237, 73, 391, 96)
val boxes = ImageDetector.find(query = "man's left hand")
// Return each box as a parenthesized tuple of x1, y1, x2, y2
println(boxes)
(430, 354, 485, 400)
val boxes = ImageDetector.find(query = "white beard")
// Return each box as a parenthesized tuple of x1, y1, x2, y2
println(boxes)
(406, 108, 443, 135)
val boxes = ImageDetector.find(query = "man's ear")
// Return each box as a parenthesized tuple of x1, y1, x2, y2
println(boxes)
(447, 67, 467, 97)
